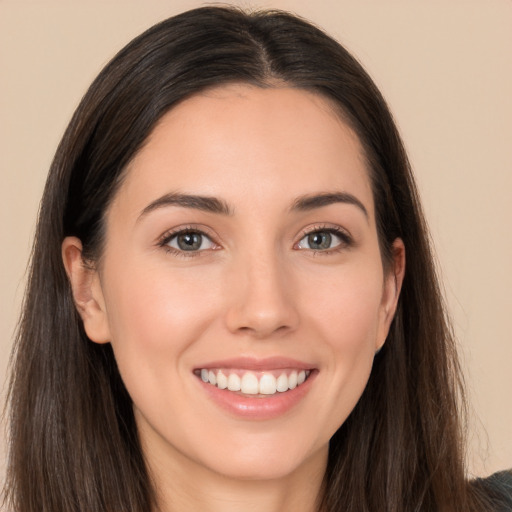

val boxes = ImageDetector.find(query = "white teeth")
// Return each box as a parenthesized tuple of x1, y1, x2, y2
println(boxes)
(259, 374, 277, 395)
(276, 373, 288, 392)
(216, 370, 228, 389)
(288, 371, 298, 390)
(227, 373, 241, 391)
(199, 369, 311, 395)
(241, 372, 259, 394)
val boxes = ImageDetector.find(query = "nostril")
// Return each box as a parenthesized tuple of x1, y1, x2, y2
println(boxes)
(224, 265, 300, 336)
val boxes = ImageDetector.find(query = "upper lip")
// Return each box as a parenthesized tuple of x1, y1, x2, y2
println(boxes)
(194, 356, 315, 371)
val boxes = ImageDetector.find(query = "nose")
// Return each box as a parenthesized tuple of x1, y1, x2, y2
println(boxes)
(224, 251, 300, 339)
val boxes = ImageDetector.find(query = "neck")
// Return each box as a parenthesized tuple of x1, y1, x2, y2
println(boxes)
(146, 439, 327, 512)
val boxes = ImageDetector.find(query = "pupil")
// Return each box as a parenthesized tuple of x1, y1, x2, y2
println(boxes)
(309, 232, 331, 249)
(178, 233, 201, 251)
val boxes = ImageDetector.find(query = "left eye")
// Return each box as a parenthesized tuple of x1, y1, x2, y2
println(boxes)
(297, 230, 345, 251)
(167, 231, 215, 252)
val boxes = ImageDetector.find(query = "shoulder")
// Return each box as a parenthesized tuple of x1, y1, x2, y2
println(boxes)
(472, 470, 512, 511)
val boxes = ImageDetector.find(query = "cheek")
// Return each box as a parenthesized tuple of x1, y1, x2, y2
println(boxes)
(101, 261, 222, 386)
(298, 262, 384, 424)
(300, 260, 384, 349)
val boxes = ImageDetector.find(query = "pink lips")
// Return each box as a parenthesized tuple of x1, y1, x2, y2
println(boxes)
(195, 356, 314, 371)
(194, 356, 317, 420)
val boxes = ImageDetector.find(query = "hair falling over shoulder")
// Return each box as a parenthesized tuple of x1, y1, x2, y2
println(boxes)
(2, 6, 505, 512)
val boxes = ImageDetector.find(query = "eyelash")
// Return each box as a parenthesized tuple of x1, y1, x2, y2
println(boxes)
(158, 225, 219, 258)
(157, 224, 353, 258)
(296, 225, 353, 255)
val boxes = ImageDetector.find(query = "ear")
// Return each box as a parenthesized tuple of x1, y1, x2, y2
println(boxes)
(376, 238, 406, 351)
(62, 237, 111, 344)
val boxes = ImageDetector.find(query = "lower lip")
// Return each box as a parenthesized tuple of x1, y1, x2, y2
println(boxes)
(196, 371, 316, 420)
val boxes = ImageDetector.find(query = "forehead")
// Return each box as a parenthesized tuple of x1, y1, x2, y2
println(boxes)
(114, 84, 374, 220)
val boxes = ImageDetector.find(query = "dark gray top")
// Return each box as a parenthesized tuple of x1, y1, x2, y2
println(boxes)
(473, 470, 512, 511)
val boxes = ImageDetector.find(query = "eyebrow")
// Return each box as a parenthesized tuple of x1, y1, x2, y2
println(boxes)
(138, 190, 368, 221)
(138, 192, 233, 220)
(291, 192, 369, 219)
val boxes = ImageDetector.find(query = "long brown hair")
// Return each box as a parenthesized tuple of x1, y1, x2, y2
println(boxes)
(3, 6, 498, 511)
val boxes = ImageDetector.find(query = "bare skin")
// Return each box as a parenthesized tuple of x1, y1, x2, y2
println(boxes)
(63, 85, 404, 512)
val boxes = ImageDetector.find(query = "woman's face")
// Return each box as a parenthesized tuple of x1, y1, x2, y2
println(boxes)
(66, 85, 403, 482)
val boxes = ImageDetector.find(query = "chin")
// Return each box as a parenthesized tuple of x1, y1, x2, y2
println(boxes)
(194, 435, 328, 482)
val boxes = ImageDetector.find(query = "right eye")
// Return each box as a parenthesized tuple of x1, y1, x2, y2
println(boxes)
(164, 230, 216, 253)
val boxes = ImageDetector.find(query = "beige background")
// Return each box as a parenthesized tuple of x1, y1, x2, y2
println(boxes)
(1, 0, 511, 485)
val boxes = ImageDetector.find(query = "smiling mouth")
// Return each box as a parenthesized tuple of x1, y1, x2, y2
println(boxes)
(194, 368, 312, 396)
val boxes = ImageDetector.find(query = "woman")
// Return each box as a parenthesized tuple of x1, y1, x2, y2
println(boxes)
(3, 6, 511, 512)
